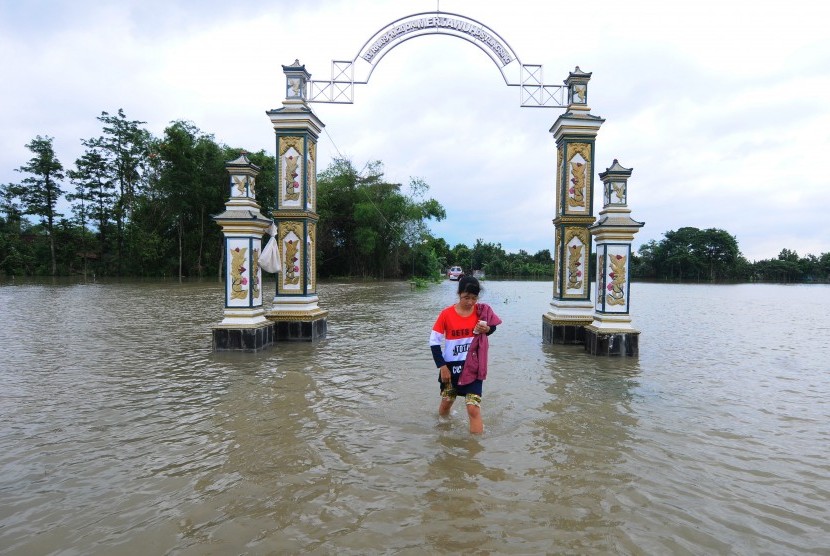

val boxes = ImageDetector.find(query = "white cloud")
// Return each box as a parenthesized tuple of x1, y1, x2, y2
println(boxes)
(1, 0, 828, 262)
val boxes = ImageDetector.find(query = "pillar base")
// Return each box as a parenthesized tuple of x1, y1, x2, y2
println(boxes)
(212, 321, 275, 352)
(542, 314, 590, 344)
(267, 309, 328, 342)
(583, 326, 639, 356)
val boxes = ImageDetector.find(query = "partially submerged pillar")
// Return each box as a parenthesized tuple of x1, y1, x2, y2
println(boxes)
(212, 154, 275, 351)
(543, 67, 605, 344)
(265, 60, 327, 341)
(585, 160, 645, 355)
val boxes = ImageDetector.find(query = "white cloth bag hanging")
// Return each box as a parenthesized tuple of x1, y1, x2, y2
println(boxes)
(259, 223, 282, 273)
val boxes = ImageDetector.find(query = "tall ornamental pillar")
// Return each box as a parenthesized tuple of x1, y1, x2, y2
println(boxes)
(543, 67, 605, 344)
(212, 153, 275, 351)
(585, 160, 645, 355)
(265, 60, 327, 341)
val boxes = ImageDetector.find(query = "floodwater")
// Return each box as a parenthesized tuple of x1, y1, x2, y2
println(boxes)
(0, 279, 828, 555)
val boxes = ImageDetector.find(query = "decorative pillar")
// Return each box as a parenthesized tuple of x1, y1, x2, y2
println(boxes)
(585, 159, 645, 355)
(543, 67, 605, 344)
(265, 60, 327, 341)
(212, 153, 275, 351)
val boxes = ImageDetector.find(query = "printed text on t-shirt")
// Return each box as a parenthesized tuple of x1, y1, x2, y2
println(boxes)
(449, 328, 471, 338)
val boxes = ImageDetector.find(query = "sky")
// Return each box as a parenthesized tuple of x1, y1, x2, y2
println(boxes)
(1, 0, 829, 261)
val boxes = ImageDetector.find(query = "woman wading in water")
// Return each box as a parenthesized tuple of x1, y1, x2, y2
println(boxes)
(429, 276, 502, 434)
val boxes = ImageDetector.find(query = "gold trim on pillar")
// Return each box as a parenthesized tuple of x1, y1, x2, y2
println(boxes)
(278, 136, 304, 204)
(553, 227, 560, 297)
(267, 308, 329, 322)
(230, 246, 248, 300)
(565, 143, 592, 212)
(307, 141, 317, 211)
(563, 227, 590, 298)
(308, 223, 317, 292)
(606, 253, 627, 306)
(556, 145, 563, 216)
(278, 221, 304, 292)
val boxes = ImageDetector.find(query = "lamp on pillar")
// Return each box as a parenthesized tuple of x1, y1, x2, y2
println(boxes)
(212, 153, 275, 351)
(265, 60, 327, 341)
(585, 159, 645, 356)
(283, 59, 310, 104)
(565, 66, 592, 114)
(542, 67, 605, 344)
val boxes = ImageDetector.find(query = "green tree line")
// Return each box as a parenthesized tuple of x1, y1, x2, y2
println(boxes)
(632, 227, 830, 283)
(1, 110, 275, 279)
(314, 158, 555, 280)
(2, 113, 828, 283)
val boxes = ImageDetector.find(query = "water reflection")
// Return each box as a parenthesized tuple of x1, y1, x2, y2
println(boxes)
(1, 279, 828, 554)
(527, 346, 640, 552)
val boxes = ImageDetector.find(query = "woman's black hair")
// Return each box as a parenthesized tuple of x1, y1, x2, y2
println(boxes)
(457, 275, 481, 296)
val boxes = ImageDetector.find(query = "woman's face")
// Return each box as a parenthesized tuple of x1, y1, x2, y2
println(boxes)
(458, 292, 478, 311)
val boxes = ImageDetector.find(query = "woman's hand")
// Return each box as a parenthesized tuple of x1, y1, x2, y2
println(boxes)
(439, 365, 451, 383)
(473, 321, 490, 335)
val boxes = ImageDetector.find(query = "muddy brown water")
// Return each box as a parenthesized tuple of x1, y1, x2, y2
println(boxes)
(1, 279, 828, 554)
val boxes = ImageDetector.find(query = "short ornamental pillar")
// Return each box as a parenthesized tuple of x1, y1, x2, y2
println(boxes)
(211, 153, 275, 351)
(585, 159, 645, 356)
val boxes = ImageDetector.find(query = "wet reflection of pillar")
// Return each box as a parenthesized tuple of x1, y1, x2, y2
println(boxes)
(178, 367, 328, 543)
(419, 436, 505, 550)
(536, 354, 640, 551)
(543, 67, 604, 345)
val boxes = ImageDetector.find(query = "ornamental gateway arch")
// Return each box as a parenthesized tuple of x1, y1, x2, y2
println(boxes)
(212, 10, 645, 356)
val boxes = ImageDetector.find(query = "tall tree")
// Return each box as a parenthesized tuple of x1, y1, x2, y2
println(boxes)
(90, 109, 151, 274)
(317, 158, 445, 278)
(13, 136, 65, 275)
(71, 145, 116, 267)
(153, 121, 229, 279)
(633, 227, 751, 282)
(0, 182, 29, 275)
(67, 147, 114, 277)
(699, 228, 740, 281)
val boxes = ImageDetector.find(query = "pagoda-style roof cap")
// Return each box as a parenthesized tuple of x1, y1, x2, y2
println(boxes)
(213, 207, 272, 222)
(225, 152, 261, 172)
(590, 215, 645, 228)
(599, 159, 633, 180)
(282, 59, 305, 71)
(564, 66, 592, 83)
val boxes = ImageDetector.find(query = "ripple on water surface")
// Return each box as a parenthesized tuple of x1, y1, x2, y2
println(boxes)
(1, 280, 829, 554)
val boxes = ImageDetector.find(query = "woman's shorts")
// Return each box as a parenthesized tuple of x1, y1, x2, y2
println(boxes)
(438, 362, 483, 405)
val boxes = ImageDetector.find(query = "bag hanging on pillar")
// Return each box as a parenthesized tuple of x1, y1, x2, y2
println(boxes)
(259, 223, 282, 273)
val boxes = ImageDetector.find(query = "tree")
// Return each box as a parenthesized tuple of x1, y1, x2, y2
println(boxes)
(662, 227, 705, 281)
(67, 147, 114, 277)
(0, 182, 32, 275)
(126, 120, 231, 279)
(450, 243, 472, 272)
(633, 227, 751, 282)
(13, 136, 65, 275)
(699, 228, 740, 281)
(72, 145, 116, 269)
(316, 158, 445, 278)
(89, 109, 152, 274)
(426, 236, 451, 274)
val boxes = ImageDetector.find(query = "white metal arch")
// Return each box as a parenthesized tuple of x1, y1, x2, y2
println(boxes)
(308, 11, 566, 108)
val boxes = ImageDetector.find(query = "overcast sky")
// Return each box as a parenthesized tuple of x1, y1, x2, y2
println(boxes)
(1, 0, 828, 261)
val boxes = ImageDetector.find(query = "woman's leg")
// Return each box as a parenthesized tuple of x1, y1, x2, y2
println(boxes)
(465, 394, 483, 434)
(439, 381, 455, 417)
(466, 404, 483, 434)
